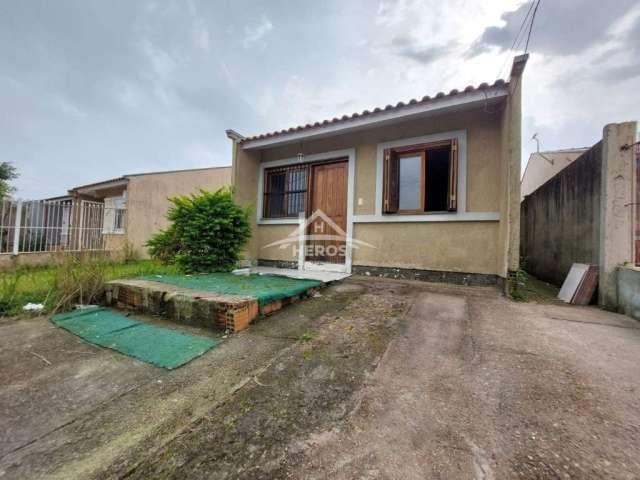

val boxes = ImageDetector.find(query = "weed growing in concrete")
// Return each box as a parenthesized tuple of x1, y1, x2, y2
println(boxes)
(300, 332, 314, 342)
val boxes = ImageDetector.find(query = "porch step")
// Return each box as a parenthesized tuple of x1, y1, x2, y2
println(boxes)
(104, 279, 319, 333)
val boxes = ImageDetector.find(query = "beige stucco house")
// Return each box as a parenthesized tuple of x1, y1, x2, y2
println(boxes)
(227, 56, 528, 287)
(521, 147, 588, 199)
(69, 166, 231, 256)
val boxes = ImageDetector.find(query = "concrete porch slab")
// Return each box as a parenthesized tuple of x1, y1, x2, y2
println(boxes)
(250, 266, 351, 283)
(104, 271, 337, 333)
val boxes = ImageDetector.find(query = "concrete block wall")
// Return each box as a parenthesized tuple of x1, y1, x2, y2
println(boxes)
(617, 267, 640, 320)
(520, 142, 602, 286)
(521, 121, 637, 311)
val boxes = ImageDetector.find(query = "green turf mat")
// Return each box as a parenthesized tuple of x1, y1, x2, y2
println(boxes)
(141, 273, 322, 306)
(51, 307, 220, 369)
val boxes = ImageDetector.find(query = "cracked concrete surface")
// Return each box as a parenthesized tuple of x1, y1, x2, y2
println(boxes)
(296, 282, 640, 479)
(1, 278, 639, 479)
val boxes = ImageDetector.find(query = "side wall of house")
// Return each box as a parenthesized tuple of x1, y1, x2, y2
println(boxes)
(498, 65, 524, 279)
(520, 143, 603, 286)
(232, 146, 262, 264)
(126, 167, 231, 256)
(244, 106, 509, 277)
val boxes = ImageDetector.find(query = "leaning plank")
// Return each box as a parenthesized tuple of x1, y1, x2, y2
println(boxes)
(558, 263, 589, 303)
(572, 265, 598, 305)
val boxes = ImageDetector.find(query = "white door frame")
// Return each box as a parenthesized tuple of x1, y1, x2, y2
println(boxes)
(256, 148, 355, 273)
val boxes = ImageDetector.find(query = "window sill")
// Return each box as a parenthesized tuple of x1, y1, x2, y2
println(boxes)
(102, 230, 126, 235)
(257, 218, 300, 225)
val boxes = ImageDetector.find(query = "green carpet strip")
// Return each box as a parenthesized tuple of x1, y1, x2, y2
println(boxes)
(51, 307, 220, 369)
(141, 272, 322, 306)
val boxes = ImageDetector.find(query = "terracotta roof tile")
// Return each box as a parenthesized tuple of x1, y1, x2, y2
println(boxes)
(240, 79, 508, 143)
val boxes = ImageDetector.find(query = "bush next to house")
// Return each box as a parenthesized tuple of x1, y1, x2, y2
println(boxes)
(147, 188, 251, 272)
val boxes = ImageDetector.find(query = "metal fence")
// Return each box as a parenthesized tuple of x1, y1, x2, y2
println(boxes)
(0, 199, 114, 255)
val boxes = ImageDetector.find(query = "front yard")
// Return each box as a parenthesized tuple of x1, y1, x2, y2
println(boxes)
(0, 259, 179, 316)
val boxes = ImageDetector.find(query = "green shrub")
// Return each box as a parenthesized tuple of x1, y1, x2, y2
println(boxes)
(146, 188, 251, 273)
(147, 225, 180, 264)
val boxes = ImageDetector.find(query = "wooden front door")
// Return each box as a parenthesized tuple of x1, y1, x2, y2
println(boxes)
(306, 160, 348, 265)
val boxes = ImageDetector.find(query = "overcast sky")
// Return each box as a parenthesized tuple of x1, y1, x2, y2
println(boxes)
(4, 0, 640, 199)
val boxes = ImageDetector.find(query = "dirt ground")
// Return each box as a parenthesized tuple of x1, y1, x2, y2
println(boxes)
(1, 277, 639, 479)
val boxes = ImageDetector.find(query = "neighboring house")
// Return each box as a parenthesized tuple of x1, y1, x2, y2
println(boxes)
(68, 166, 231, 256)
(521, 148, 588, 199)
(226, 55, 528, 287)
(520, 122, 638, 317)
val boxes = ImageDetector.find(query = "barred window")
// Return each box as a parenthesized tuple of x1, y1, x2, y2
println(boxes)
(263, 164, 309, 218)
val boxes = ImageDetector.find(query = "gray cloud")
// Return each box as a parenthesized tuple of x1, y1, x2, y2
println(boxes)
(390, 35, 455, 64)
(596, 63, 640, 84)
(471, 0, 637, 57)
(3, 1, 639, 200)
(628, 15, 640, 54)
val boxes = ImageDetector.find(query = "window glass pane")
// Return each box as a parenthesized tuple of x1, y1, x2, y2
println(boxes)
(114, 209, 125, 230)
(264, 166, 309, 218)
(267, 172, 286, 217)
(425, 147, 450, 212)
(286, 169, 307, 215)
(269, 172, 286, 194)
(399, 155, 421, 211)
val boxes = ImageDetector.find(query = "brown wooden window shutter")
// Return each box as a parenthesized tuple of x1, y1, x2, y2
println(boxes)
(448, 139, 458, 211)
(382, 148, 399, 213)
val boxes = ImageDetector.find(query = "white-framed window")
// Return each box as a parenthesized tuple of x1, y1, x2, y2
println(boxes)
(382, 138, 458, 214)
(113, 206, 125, 232)
(102, 195, 126, 234)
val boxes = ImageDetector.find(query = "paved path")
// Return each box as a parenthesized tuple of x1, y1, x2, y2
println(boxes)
(296, 285, 640, 479)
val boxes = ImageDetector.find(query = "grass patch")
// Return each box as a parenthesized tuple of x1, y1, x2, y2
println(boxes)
(512, 271, 562, 304)
(0, 258, 180, 317)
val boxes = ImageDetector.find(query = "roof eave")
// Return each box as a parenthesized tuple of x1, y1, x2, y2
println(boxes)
(70, 177, 129, 195)
(240, 85, 508, 150)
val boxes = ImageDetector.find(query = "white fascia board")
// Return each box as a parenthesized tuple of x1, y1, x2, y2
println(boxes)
(241, 86, 507, 150)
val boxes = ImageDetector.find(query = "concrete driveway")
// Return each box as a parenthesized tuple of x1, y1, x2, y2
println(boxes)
(297, 283, 640, 479)
(1, 278, 639, 479)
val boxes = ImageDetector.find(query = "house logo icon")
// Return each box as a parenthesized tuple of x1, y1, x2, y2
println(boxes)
(262, 210, 375, 251)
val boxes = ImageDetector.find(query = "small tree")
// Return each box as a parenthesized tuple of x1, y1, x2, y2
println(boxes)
(0, 163, 18, 198)
(147, 188, 251, 272)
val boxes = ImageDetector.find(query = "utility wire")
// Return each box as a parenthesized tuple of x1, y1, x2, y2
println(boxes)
(496, 0, 536, 80)
(524, 0, 541, 53)
(509, 0, 541, 94)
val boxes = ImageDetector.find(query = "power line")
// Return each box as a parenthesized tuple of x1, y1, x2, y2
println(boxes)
(496, 0, 537, 80)
(524, 0, 541, 53)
